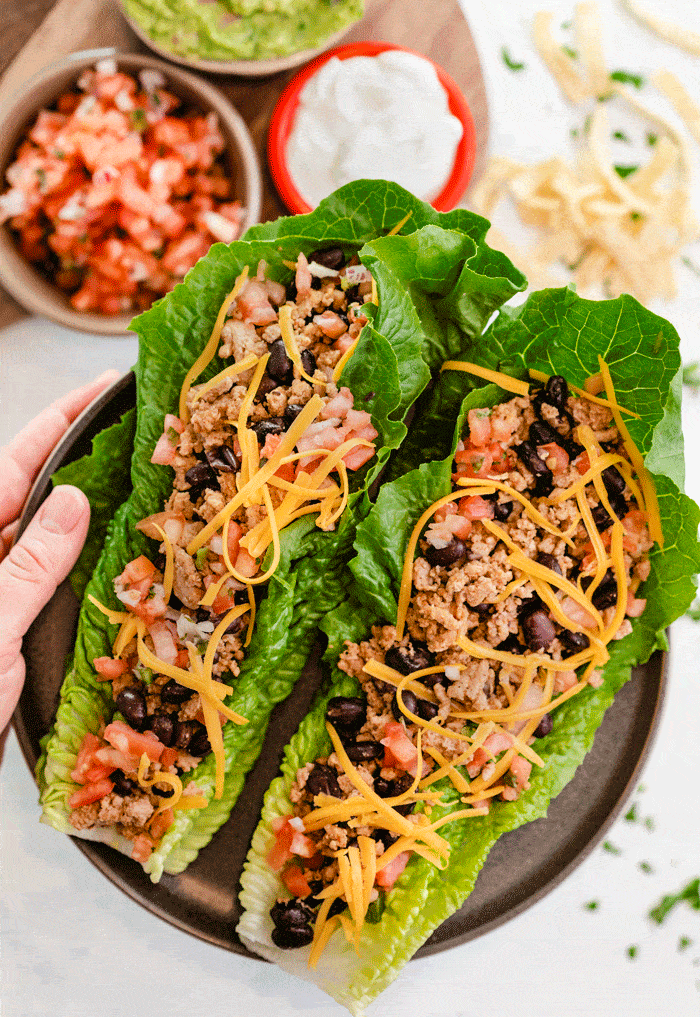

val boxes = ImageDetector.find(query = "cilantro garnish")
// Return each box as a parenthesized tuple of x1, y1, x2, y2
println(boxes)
(679, 937, 693, 952)
(610, 70, 645, 89)
(639, 861, 654, 874)
(625, 803, 638, 822)
(603, 841, 622, 855)
(683, 257, 700, 279)
(650, 879, 700, 924)
(129, 108, 148, 132)
(501, 47, 525, 71)
(585, 900, 600, 911)
(613, 130, 630, 142)
(627, 945, 638, 959)
(36, 167, 47, 193)
(167, 426, 179, 442)
(614, 164, 638, 178)
(562, 45, 579, 60)
(194, 548, 209, 571)
(646, 132, 658, 147)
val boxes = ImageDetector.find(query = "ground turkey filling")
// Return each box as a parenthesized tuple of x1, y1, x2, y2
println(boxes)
(269, 375, 652, 948)
(68, 248, 377, 859)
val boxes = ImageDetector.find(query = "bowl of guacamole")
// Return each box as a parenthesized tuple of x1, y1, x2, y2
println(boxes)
(119, 0, 365, 76)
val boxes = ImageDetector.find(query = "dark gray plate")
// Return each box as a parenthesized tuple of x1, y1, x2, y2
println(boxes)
(14, 374, 666, 958)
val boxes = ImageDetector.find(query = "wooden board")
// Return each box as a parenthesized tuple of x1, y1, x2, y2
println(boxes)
(0, 0, 489, 329)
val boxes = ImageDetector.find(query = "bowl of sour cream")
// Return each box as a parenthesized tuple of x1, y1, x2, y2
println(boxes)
(268, 41, 477, 214)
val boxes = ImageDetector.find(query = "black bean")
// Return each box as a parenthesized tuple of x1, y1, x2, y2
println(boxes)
(373, 777, 394, 798)
(284, 402, 305, 427)
(255, 374, 279, 401)
(328, 899, 348, 919)
(529, 420, 560, 447)
(522, 610, 556, 651)
(514, 441, 553, 497)
(602, 465, 625, 496)
(373, 828, 398, 849)
(253, 417, 285, 443)
(326, 696, 366, 734)
(392, 689, 418, 722)
(285, 280, 297, 301)
(416, 699, 439, 721)
(582, 570, 617, 610)
(271, 899, 316, 929)
(533, 713, 553, 738)
(184, 462, 219, 490)
(161, 679, 193, 705)
(152, 551, 167, 572)
(344, 284, 360, 303)
(425, 537, 467, 567)
(592, 503, 613, 530)
(149, 712, 176, 747)
(188, 725, 211, 758)
(310, 276, 323, 290)
(271, 924, 314, 949)
(472, 602, 491, 618)
(384, 643, 435, 676)
(115, 686, 147, 730)
(545, 375, 569, 409)
(308, 247, 345, 270)
(390, 773, 416, 815)
(112, 770, 139, 796)
(305, 764, 342, 798)
(559, 630, 590, 655)
(300, 349, 316, 378)
(152, 782, 175, 798)
(497, 632, 525, 654)
(205, 444, 239, 473)
(494, 500, 514, 522)
(344, 740, 383, 762)
(174, 720, 198, 751)
(268, 338, 294, 382)
(536, 552, 562, 576)
(517, 593, 543, 619)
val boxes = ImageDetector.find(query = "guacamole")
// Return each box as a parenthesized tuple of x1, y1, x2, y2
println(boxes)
(121, 0, 364, 62)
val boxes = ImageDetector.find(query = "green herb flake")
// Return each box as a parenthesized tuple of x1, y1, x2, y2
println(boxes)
(639, 861, 654, 874)
(562, 45, 579, 59)
(570, 128, 580, 138)
(610, 70, 644, 89)
(625, 803, 638, 822)
(627, 945, 638, 959)
(637, 784, 646, 794)
(603, 841, 622, 855)
(683, 256, 700, 279)
(597, 92, 613, 102)
(561, 19, 572, 29)
(679, 937, 693, 952)
(54, 149, 65, 160)
(649, 878, 700, 924)
(584, 114, 593, 134)
(585, 900, 600, 911)
(647, 132, 658, 147)
(194, 548, 209, 571)
(501, 47, 526, 71)
(613, 130, 631, 142)
(630, 211, 643, 222)
(166, 426, 179, 443)
(683, 363, 700, 390)
(644, 816, 656, 832)
(129, 108, 148, 132)
(36, 167, 47, 193)
(614, 164, 639, 179)
(135, 665, 154, 686)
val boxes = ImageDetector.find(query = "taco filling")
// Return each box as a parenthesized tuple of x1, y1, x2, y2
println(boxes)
(67, 250, 381, 861)
(263, 366, 655, 956)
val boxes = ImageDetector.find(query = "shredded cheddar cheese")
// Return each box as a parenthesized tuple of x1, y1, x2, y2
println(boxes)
(441, 360, 530, 396)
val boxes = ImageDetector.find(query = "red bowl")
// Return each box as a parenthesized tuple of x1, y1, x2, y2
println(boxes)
(268, 40, 477, 215)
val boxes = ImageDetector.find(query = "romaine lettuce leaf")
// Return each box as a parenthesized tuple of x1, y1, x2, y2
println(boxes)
(237, 285, 700, 1013)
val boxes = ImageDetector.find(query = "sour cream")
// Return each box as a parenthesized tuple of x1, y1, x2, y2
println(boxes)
(285, 51, 464, 207)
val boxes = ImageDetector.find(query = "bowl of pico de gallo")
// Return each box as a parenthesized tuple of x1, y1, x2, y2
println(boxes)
(0, 48, 262, 334)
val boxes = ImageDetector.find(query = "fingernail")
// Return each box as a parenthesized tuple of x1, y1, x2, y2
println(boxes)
(40, 487, 86, 535)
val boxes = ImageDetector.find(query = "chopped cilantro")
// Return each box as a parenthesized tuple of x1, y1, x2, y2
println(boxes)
(639, 861, 654, 874)
(194, 548, 209, 571)
(644, 816, 656, 832)
(146, 586, 156, 599)
(603, 841, 622, 855)
(610, 70, 645, 89)
(649, 878, 700, 924)
(683, 363, 700, 390)
(625, 803, 638, 822)
(151, 91, 162, 107)
(646, 132, 658, 147)
(501, 47, 526, 71)
(503, 771, 519, 788)
(679, 937, 693, 952)
(630, 211, 643, 222)
(682, 256, 700, 279)
(166, 426, 179, 442)
(135, 665, 154, 686)
(613, 130, 630, 142)
(54, 149, 65, 160)
(637, 784, 646, 793)
(570, 128, 580, 138)
(562, 45, 579, 59)
(129, 108, 148, 132)
(597, 92, 614, 102)
(584, 114, 593, 134)
(585, 900, 600, 911)
(561, 19, 572, 29)
(627, 945, 638, 959)
(36, 167, 47, 193)
(614, 164, 638, 178)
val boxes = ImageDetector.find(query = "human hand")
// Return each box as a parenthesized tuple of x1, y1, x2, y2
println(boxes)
(0, 370, 121, 741)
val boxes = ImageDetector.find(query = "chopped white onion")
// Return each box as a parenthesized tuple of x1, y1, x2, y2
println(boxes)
(202, 210, 239, 244)
(139, 69, 166, 93)
(209, 535, 224, 555)
(95, 58, 117, 76)
(114, 88, 134, 112)
(343, 264, 371, 284)
(444, 665, 461, 681)
(308, 261, 341, 278)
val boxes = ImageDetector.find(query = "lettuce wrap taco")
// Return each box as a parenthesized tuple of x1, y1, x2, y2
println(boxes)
(236, 284, 700, 1013)
(36, 181, 525, 881)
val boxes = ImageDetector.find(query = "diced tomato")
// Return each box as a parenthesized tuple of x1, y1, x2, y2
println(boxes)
(295, 251, 312, 296)
(151, 433, 177, 466)
(235, 279, 277, 326)
(226, 521, 243, 564)
(343, 445, 376, 471)
(281, 864, 312, 898)
(149, 808, 174, 841)
(103, 721, 164, 762)
(333, 332, 356, 355)
(261, 433, 282, 459)
(434, 502, 457, 524)
(234, 549, 259, 578)
(381, 722, 418, 770)
(160, 747, 179, 768)
(290, 831, 318, 858)
(130, 594, 167, 625)
(83, 762, 117, 783)
(147, 619, 178, 664)
(120, 555, 156, 587)
(375, 851, 410, 889)
(313, 310, 347, 339)
(266, 819, 295, 871)
(454, 448, 494, 479)
(131, 834, 153, 863)
(71, 732, 104, 785)
(459, 495, 494, 521)
(211, 585, 240, 616)
(274, 461, 296, 485)
(68, 777, 114, 809)
(509, 755, 532, 790)
(467, 408, 492, 447)
(94, 746, 136, 772)
(575, 452, 591, 475)
(93, 656, 128, 679)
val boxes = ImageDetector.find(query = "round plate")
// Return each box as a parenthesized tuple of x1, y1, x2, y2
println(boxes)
(14, 376, 666, 958)
(267, 41, 477, 215)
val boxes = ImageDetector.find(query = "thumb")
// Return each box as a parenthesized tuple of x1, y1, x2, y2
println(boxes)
(0, 486, 90, 732)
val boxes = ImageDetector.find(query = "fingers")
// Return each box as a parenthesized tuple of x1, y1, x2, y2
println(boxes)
(0, 369, 121, 530)
(0, 485, 90, 733)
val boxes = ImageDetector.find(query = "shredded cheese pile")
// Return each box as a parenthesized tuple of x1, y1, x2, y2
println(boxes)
(471, 3, 700, 302)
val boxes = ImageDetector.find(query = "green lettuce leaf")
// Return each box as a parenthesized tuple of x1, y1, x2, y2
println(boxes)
(237, 285, 700, 1012)
(38, 182, 520, 880)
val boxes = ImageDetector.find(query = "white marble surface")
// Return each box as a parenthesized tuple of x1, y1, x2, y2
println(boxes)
(3, 1, 700, 1014)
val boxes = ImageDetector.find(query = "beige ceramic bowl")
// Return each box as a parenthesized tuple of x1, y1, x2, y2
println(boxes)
(119, 4, 358, 78)
(0, 48, 263, 335)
